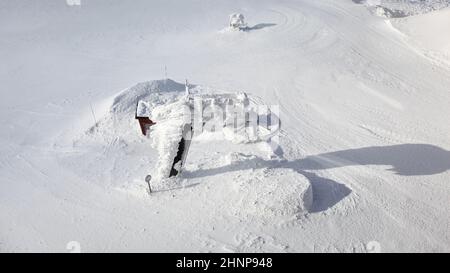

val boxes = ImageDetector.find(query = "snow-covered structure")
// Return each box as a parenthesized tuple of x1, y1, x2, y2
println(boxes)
(148, 98, 192, 184)
(229, 13, 247, 30)
(135, 88, 281, 187)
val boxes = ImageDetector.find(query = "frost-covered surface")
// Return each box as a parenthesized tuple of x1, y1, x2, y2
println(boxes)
(1, 0, 450, 252)
(355, 0, 450, 66)
(133, 83, 280, 186)
(355, 0, 450, 17)
(148, 99, 190, 184)
(390, 8, 450, 66)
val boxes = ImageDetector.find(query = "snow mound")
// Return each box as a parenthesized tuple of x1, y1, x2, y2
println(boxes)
(391, 8, 450, 65)
(111, 79, 187, 115)
(222, 153, 313, 218)
(66, 79, 192, 190)
(355, 0, 450, 17)
(79, 79, 190, 144)
(241, 168, 312, 217)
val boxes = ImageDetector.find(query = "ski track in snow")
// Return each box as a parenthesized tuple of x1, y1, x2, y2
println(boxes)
(1, 0, 450, 252)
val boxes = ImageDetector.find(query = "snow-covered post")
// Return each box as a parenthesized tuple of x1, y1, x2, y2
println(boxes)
(185, 79, 190, 96)
(145, 175, 153, 195)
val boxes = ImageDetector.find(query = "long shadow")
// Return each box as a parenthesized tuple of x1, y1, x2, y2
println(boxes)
(184, 157, 351, 213)
(185, 144, 450, 212)
(296, 144, 450, 176)
(245, 23, 277, 31)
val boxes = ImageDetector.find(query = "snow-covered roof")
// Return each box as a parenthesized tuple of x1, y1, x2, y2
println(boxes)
(136, 100, 151, 118)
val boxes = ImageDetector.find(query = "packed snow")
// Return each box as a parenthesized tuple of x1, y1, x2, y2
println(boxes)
(390, 8, 450, 66)
(355, 0, 450, 17)
(1, 0, 450, 252)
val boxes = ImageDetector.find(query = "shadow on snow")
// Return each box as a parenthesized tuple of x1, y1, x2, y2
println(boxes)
(185, 144, 450, 212)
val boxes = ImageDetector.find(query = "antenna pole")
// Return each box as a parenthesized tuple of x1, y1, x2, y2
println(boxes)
(185, 79, 190, 96)
(89, 102, 97, 125)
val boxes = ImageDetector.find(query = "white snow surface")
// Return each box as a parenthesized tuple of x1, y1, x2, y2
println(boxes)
(357, 0, 450, 17)
(1, 0, 450, 252)
(391, 8, 450, 66)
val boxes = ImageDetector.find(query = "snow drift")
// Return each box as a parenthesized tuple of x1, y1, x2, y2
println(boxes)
(75, 79, 296, 198)
(356, 0, 450, 17)
(224, 153, 313, 218)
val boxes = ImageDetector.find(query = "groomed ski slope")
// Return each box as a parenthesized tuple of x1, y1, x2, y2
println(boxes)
(1, 0, 449, 252)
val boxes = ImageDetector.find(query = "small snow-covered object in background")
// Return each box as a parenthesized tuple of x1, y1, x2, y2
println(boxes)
(229, 13, 247, 30)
